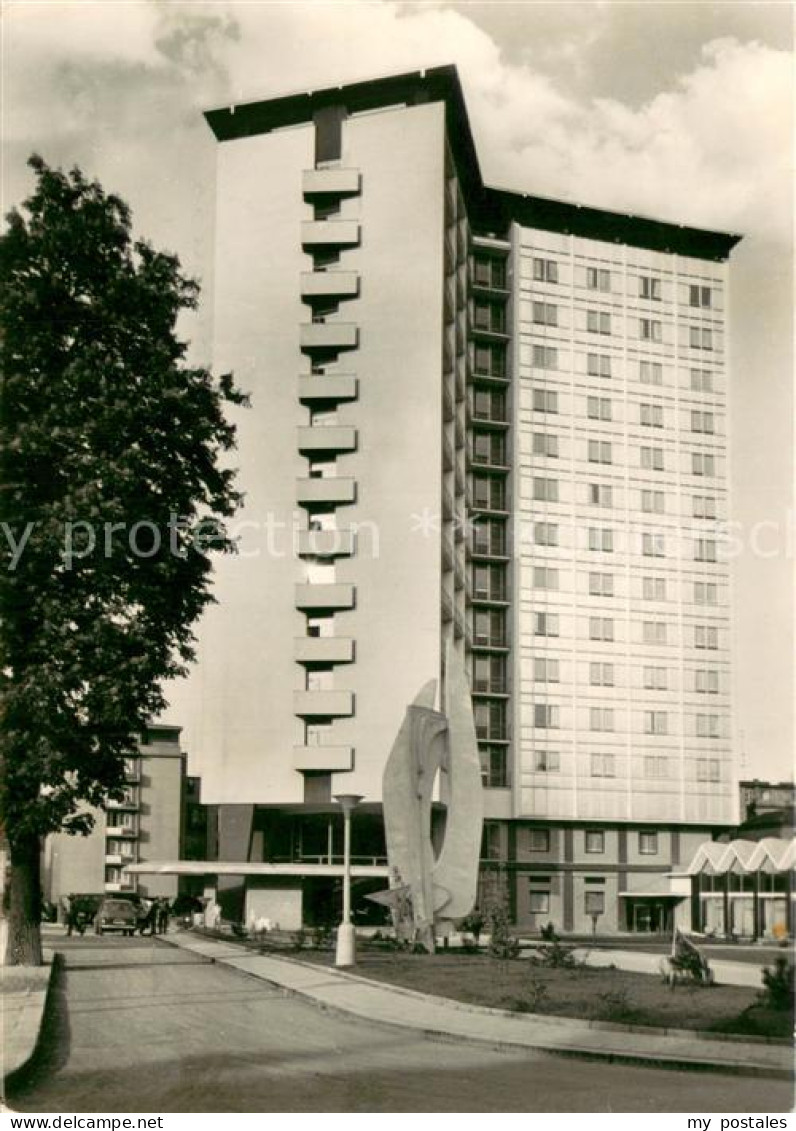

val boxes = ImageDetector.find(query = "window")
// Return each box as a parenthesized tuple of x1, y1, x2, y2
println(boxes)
(587, 267, 611, 291)
(473, 387, 506, 422)
(474, 257, 506, 289)
(640, 360, 663, 385)
(692, 452, 716, 477)
(587, 396, 612, 421)
(689, 326, 713, 351)
(472, 654, 507, 693)
(533, 657, 560, 683)
(534, 521, 558, 547)
(534, 750, 560, 773)
(642, 577, 666, 601)
(639, 831, 658, 855)
(529, 890, 550, 914)
(529, 829, 551, 852)
(473, 609, 506, 646)
(533, 566, 559, 590)
(308, 458, 336, 479)
(472, 518, 506, 556)
(689, 284, 712, 308)
(534, 612, 559, 637)
(590, 707, 615, 732)
(644, 757, 670, 779)
(695, 538, 717, 563)
(533, 388, 558, 414)
(587, 353, 612, 378)
(695, 624, 719, 650)
(584, 890, 605, 915)
(585, 830, 605, 854)
(480, 821, 502, 860)
(533, 478, 559, 504)
(697, 758, 720, 782)
(589, 483, 613, 507)
(472, 564, 506, 600)
(696, 713, 720, 739)
(691, 410, 715, 435)
(691, 368, 713, 393)
(693, 496, 717, 520)
(591, 754, 616, 778)
(589, 617, 614, 642)
(474, 301, 507, 334)
(639, 275, 662, 301)
(640, 446, 664, 471)
(695, 669, 719, 694)
(480, 746, 509, 790)
(643, 666, 667, 690)
(589, 572, 614, 597)
(532, 344, 558, 369)
(306, 721, 333, 746)
(533, 257, 559, 284)
(644, 710, 668, 735)
(643, 621, 667, 645)
(533, 432, 559, 458)
(640, 403, 664, 429)
(472, 431, 507, 466)
(532, 301, 558, 326)
(640, 489, 665, 514)
(642, 532, 665, 558)
(588, 527, 614, 552)
(474, 700, 507, 741)
(640, 318, 662, 342)
(590, 662, 614, 687)
(587, 309, 612, 335)
(473, 343, 506, 378)
(534, 703, 559, 728)
(306, 667, 334, 691)
(588, 440, 612, 464)
(473, 476, 506, 511)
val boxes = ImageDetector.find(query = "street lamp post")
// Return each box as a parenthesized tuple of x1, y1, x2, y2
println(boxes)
(334, 793, 363, 968)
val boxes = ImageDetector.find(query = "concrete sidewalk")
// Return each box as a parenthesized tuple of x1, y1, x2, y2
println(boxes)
(564, 947, 764, 988)
(1, 957, 55, 1086)
(163, 932, 793, 1079)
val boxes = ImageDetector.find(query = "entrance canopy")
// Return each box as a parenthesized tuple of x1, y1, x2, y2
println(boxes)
(686, 837, 796, 877)
(123, 860, 390, 879)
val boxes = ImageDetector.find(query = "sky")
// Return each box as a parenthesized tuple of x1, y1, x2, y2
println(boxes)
(3, 0, 793, 781)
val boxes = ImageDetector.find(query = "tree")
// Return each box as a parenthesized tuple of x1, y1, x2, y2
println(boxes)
(0, 157, 246, 965)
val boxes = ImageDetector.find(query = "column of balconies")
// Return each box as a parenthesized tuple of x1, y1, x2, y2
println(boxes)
(294, 164, 362, 773)
(468, 237, 513, 789)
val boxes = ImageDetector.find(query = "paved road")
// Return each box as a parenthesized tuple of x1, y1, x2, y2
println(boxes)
(8, 936, 794, 1114)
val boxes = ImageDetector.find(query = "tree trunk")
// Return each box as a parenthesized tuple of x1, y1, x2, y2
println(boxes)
(4, 832, 43, 966)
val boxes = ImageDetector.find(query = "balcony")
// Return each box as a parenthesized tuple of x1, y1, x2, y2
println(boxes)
(297, 426, 357, 454)
(105, 854, 123, 866)
(294, 637, 355, 664)
(292, 746, 355, 772)
(105, 824, 137, 837)
(294, 583, 355, 611)
(293, 690, 354, 717)
(302, 169, 361, 196)
(106, 795, 138, 810)
(298, 375, 358, 403)
(301, 220, 360, 248)
(296, 478, 356, 506)
(300, 323, 358, 350)
(296, 529, 355, 558)
(301, 271, 359, 299)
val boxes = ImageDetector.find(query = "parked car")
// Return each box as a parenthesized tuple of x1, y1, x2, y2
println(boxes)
(94, 897, 139, 936)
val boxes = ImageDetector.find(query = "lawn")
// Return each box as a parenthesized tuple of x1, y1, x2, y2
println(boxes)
(300, 948, 793, 1039)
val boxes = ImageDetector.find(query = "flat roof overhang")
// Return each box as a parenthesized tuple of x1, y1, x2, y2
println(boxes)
(204, 63, 741, 261)
(617, 892, 687, 901)
(123, 861, 390, 879)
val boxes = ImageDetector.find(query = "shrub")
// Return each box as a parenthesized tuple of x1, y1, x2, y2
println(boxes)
(291, 928, 308, 951)
(759, 957, 795, 1011)
(458, 910, 485, 949)
(530, 928, 581, 969)
(487, 902, 520, 960)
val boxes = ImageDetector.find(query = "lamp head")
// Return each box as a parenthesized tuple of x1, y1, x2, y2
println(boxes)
(334, 793, 364, 813)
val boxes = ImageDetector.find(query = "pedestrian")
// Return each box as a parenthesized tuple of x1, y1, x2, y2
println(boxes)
(158, 899, 170, 935)
(138, 899, 157, 936)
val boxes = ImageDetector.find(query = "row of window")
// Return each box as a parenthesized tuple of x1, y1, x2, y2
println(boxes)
(530, 614, 721, 649)
(531, 305, 719, 350)
(530, 434, 720, 477)
(531, 390, 719, 435)
(525, 827, 661, 855)
(531, 703, 723, 737)
(530, 751, 722, 781)
(531, 479, 720, 520)
(531, 349, 720, 394)
(532, 524, 720, 562)
(530, 259, 715, 310)
(531, 660, 722, 693)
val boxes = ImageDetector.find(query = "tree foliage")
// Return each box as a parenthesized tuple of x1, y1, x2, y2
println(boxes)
(0, 157, 246, 962)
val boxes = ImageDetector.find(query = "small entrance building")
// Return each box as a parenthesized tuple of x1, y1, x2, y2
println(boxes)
(686, 837, 795, 939)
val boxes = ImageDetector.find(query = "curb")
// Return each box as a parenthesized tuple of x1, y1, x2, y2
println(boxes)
(3, 952, 61, 1092)
(161, 935, 793, 1080)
